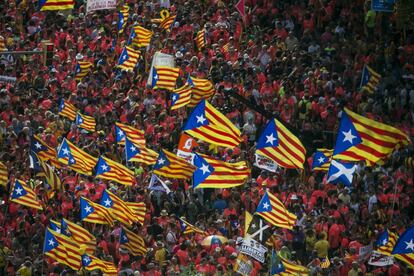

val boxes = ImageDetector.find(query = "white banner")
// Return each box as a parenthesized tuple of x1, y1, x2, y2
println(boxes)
(0, 75, 16, 83)
(176, 150, 195, 165)
(239, 237, 268, 263)
(146, 52, 175, 87)
(254, 154, 278, 172)
(368, 251, 394, 267)
(359, 244, 373, 261)
(86, 0, 116, 13)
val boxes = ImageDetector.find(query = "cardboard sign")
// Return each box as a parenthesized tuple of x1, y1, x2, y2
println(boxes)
(254, 154, 278, 172)
(371, 0, 395, 12)
(368, 251, 394, 266)
(86, 0, 116, 13)
(240, 237, 268, 263)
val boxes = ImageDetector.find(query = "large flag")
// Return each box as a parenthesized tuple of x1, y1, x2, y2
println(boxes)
(178, 217, 206, 235)
(124, 202, 146, 225)
(30, 135, 61, 168)
(118, 5, 130, 34)
(38, 158, 62, 193)
(183, 99, 242, 149)
(195, 29, 206, 50)
(246, 215, 272, 244)
(311, 149, 333, 171)
(128, 26, 153, 48)
(75, 113, 96, 132)
(60, 218, 96, 254)
(39, 0, 74, 11)
(43, 228, 81, 271)
(95, 156, 135, 186)
(118, 46, 141, 71)
(10, 179, 43, 210)
(151, 66, 180, 91)
(360, 65, 381, 94)
(120, 227, 147, 256)
(192, 153, 249, 188)
(75, 61, 93, 81)
(116, 122, 146, 146)
(80, 197, 114, 226)
(326, 159, 356, 186)
(171, 84, 192, 110)
(256, 191, 296, 229)
(270, 251, 309, 276)
(376, 229, 398, 256)
(256, 119, 306, 169)
(332, 108, 410, 165)
(125, 137, 158, 165)
(58, 99, 78, 121)
(159, 14, 176, 31)
(81, 254, 117, 276)
(100, 189, 138, 226)
(153, 149, 196, 179)
(187, 77, 215, 107)
(392, 225, 414, 268)
(148, 174, 171, 194)
(57, 138, 97, 175)
(0, 161, 7, 187)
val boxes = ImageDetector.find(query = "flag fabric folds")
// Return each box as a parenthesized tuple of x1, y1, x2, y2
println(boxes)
(376, 229, 398, 255)
(58, 99, 78, 121)
(171, 85, 192, 110)
(255, 118, 306, 169)
(311, 149, 333, 171)
(118, 46, 141, 71)
(75, 113, 96, 132)
(395, 254, 414, 269)
(195, 29, 206, 50)
(39, 0, 74, 11)
(159, 14, 176, 31)
(38, 158, 62, 193)
(153, 149, 196, 179)
(118, 5, 130, 34)
(246, 215, 272, 244)
(320, 256, 330, 268)
(148, 174, 171, 194)
(187, 77, 215, 107)
(57, 138, 97, 175)
(61, 218, 96, 254)
(125, 137, 158, 165)
(326, 159, 356, 186)
(270, 251, 309, 276)
(192, 153, 249, 188)
(120, 227, 147, 256)
(124, 202, 146, 225)
(82, 254, 117, 276)
(183, 99, 242, 149)
(178, 217, 206, 235)
(332, 108, 410, 165)
(80, 197, 114, 226)
(0, 161, 7, 187)
(100, 189, 138, 226)
(10, 179, 43, 210)
(392, 225, 414, 255)
(116, 122, 146, 146)
(75, 62, 93, 81)
(95, 156, 135, 186)
(256, 191, 296, 229)
(128, 26, 153, 48)
(360, 65, 381, 94)
(151, 66, 180, 91)
(31, 135, 61, 168)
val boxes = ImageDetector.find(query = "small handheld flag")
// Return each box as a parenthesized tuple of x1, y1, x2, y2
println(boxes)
(57, 138, 97, 175)
(360, 65, 381, 94)
(95, 156, 135, 186)
(311, 149, 333, 171)
(256, 191, 296, 229)
(153, 149, 196, 179)
(39, 0, 74, 11)
(151, 66, 180, 91)
(58, 99, 78, 121)
(80, 197, 114, 226)
(116, 122, 146, 146)
(75, 113, 96, 132)
(118, 46, 141, 71)
(326, 159, 356, 186)
(10, 179, 43, 210)
(120, 227, 147, 256)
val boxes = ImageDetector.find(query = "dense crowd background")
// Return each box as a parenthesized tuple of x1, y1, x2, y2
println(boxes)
(0, 0, 413, 275)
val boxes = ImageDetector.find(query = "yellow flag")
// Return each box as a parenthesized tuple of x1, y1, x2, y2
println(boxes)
(244, 211, 252, 236)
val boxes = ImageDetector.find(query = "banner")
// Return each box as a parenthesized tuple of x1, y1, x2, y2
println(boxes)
(234, 253, 253, 275)
(254, 153, 278, 172)
(0, 75, 16, 83)
(371, 0, 395, 12)
(368, 251, 394, 266)
(239, 237, 268, 263)
(146, 52, 175, 87)
(358, 244, 373, 261)
(86, 0, 116, 13)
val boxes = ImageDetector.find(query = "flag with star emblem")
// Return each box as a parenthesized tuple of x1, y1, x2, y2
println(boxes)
(395, 254, 414, 269)
(376, 229, 398, 256)
(333, 108, 410, 165)
(115, 122, 146, 146)
(120, 227, 147, 256)
(270, 251, 309, 276)
(151, 66, 180, 91)
(186, 77, 215, 107)
(118, 46, 141, 71)
(95, 156, 135, 186)
(30, 135, 61, 169)
(177, 217, 206, 235)
(192, 153, 250, 189)
(118, 5, 130, 34)
(58, 99, 78, 121)
(128, 26, 153, 48)
(195, 28, 206, 50)
(148, 174, 171, 194)
(75, 61, 93, 81)
(125, 137, 158, 166)
(57, 138, 97, 175)
(159, 14, 176, 31)
(124, 202, 146, 225)
(246, 215, 272, 244)
(10, 179, 43, 210)
(311, 149, 333, 171)
(81, 254, 117, 276)
(320, 256, 330, 269)
(0, 161, 7, 187)
(60, 218, 96, 254)
(38, 157, 62, 193)
(75, 113, 96, 132)
(360, 65, 381, 94)
(183, 99, 242, 149)
(255, 118, 306, 169)
(171, 84, 192, 110)
(256, 191, 296, 229)
(80, 197, 114, 226)
(43, 228, 81, 271)
(39, 0, 74, 11)
(326, 159, 356, 186)
(100, 189, 138, 226)
(392, 226, 414, 255)
(153, 149, 196, 179)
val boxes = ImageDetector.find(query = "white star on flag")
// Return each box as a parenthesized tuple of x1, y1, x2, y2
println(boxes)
(130, 146, 136, 152)
(101, 164, 109, 171)
(62, 148, 69, 156)
(103, 199, 112, 206)
(405, 239, 414, 251)
(196, 115, 206, 124)
(318, 157, 325, 164)
(262, 202, 270, 210)
(265, 133, 277, 145)
(48, 239, 55, 247)
(35, 142, 42, 149)
(158, 158, 165, 165)
(15, 187, 23, 195)
(199, 163, 210, 175)
(84, 205, 92, 213)
(342, 129, 357, 144)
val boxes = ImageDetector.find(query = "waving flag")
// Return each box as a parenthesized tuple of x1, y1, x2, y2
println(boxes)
(159, 14, 176, 31)
(31, 135, 60, 168)
(311, 149, 333, 171)
(118, 46, 141, 71)
(128, 26, 153, 48)
(151, 66, 180, 91)
(195, 29, 206, 50)
(148, 174, 171, 194)
(75, 61, 93, 81)
(57, 138, 97, 175)
(38, 158, 61, 193)
(255, 119, 306, 169)
(327, 159, 356, 186)
(60, 218, 96, 254)
(120, 227, 147, 256)
(176, 133, 198, 163)
(171, 84, 192, 110)
(124, 202, 146, 225)
(192, 153, 249, 188)
(320, 256, 330, 268)
(376, 229, 398, 256)
(360, 65, 381, 94)
(39, 0, 74, 11)
(58, 99, 78, 121)
(256, 191, 296, 229)
(270, 251, 309, 276)
(43, 228, 81, 271)
(246, 215, 272, 244)
(125, 137, 158, 165)
(153, 149, 196, 179)
(118, 5, 130, 34)
(95, 156, 135, 186)
(183, 100, 242, 149)
(80, 197, 114, 226)
(100, 189, 138, 226)
(10, 179, 43, 210)
(178, 217, 206, 235)
(392, 225, 414, 268)
(116, 122, 146, 146)
(75, 113, 96, 132)
(187, 77, 215, 107)
(82, 254, 117, 276)
(0, 161, 7, 187)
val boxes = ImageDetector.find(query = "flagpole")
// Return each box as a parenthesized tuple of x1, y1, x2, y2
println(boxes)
(390, 181, 399, 222)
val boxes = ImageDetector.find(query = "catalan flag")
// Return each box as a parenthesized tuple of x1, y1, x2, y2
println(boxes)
(311, 149, 333, 171)
(10, 179, 43, 210)
(100, 189, 138, 226)
(151, 66, 180, 91)
(124, 202, 146, 225)
(178, 217, 206, 235)
(320, 256, 330, 269)
(120, 227, 147, 256)
(31, 135, 61, 168)
(75, 61, 93, 81)
(255, 118, 306, 169)
(38, 157, 61, 193)
(332, 108, 410, 165)
(392, 225, 414, 268)
(0, 36, 6, 51)
(187, 77, 215, 107)
(376, 229, 398, 256)
(0, 161, 8, 187)
(271, 251, 309, 276)
(57, 138, 97, 176)
(95, 156, 135, 186)
(183, 99, 242, 149)
(222, 42, 230, 53)
(118, 46, 141, 71)
(58, 99, 78, 121)
(80, 197, 114, 226)
(159, 14, 176, 31)
(60, 218, 96, 254)
(360, 65, 381, 94)
(256, 191, 296, 229)
(195, 28, 206, 50)
(82, 254, 117, 276)
(39, 0, 74, 11)
(192, 153, 249, 188)
(43, 228, 81, 271)
(125, 137, 158, 166)
(153, 149, 196, 179)
(128, 26, 153, 48)
(118, 5, 130, 34)
(171, 85, 192, 110)
(116, 122, 146, 146)
(75, 113, 96, 132)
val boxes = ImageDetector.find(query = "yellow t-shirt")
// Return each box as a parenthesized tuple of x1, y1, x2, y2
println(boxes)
(314, 239, 329, 258)
(17, 266, 32, 276)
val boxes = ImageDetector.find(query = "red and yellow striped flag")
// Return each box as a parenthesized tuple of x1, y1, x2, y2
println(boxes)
(129, 26, 153, 48)
(80, 197, 114, 226)
(195, 29, 206, 50)
(39, 0, 74, 11)
(153, 149, 196, 179)
(10, 179, 43, 210)
(75, 62, 93, 81)
(0, 161, 8, 187)
(159, 15, 176, 31)
(82, 254, 117, 275)
(95, 156, 135, 186)
(125, 137, 158, 166)
(100, 189, 139, 226)
(125, 202, 146, 225)
(187, 77, 215, 107)
(115, 122, 146, 146)
(58, 99, 78, 121)
(31, 135, 61, 169)
(76, 113, 96, 132)
(61, 218, 96, 254)
(171, 85, 192, 110)
(57, 138, 98, 176)
(152, 66, 180, 91)
(118, 46, 141, 71)
(120, 227, 147, 256)
(38, 158, 61, 192)
(256, 191, 296, 229)
(178, 217, 206, 235)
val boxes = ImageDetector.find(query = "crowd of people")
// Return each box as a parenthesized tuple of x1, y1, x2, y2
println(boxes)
(0, 0, 413, 275)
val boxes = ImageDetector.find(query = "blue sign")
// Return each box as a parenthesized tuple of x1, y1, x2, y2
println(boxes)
(372, 0, 395, 12)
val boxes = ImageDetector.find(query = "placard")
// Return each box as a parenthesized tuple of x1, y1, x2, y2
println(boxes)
(239, 237, 268, 263)
(87, 0, 117, 13)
